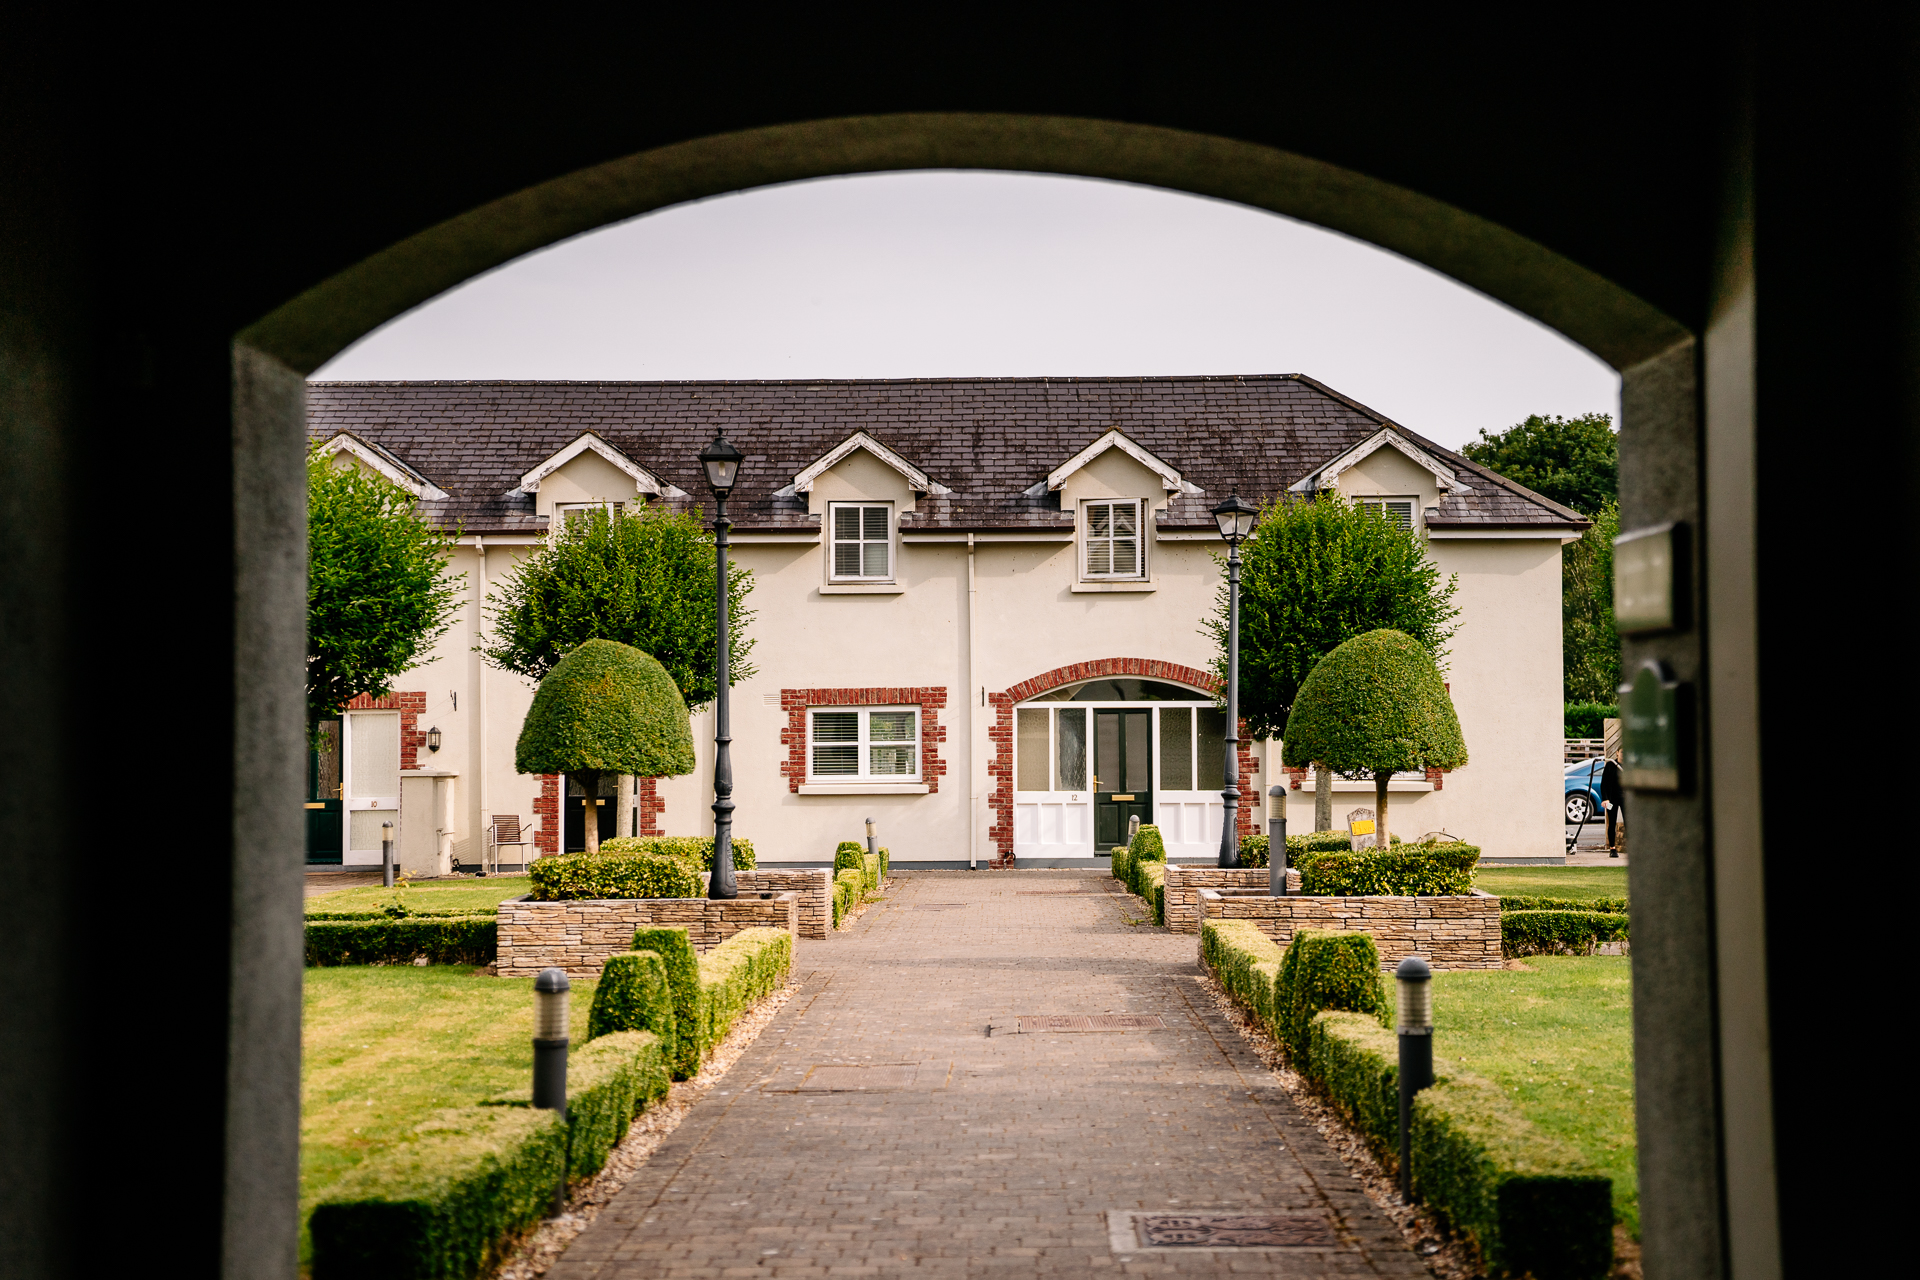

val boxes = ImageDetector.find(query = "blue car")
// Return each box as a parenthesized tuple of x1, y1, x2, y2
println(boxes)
(1564, 758, 1609, 824)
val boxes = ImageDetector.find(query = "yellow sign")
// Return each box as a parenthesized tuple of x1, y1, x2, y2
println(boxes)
(1351, 820, 1375, 835)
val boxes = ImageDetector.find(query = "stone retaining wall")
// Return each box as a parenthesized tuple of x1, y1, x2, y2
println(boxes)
(736, 868, 831, 939)
(1196, 890, 1502, 970)
(1163, 865, 1301, 934)
(497, 892, 799, 977)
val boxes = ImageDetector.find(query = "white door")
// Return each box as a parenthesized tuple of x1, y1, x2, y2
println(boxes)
(343, 711, 401, 864)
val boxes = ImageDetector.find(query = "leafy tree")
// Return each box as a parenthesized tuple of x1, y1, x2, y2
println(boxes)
(515, 640, 696, 853)
(480, 504, 755, 708)
(306, 448, 464, 736)
(1206, 494, 1458, 829)
(1562, 499, 1620, 702)
(1460, 412, 1617, 516)
(1282, 629, 1468, 848)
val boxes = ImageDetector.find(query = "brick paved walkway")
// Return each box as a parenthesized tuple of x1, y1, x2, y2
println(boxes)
(550, 869, 1426, 1278)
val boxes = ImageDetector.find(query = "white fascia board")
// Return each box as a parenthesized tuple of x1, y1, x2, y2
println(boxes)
(1044, 429, 1203, 494)
(1287, 428, 1470, 496)
(1426, 528, 1580, 540)
(318, 432, 450, 500)
(790, 431, 952, 496)
(516, 431, 683, 498)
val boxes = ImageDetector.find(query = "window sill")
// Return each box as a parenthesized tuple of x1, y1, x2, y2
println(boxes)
(1071, 580, 1156, 593)
(820, 583, 906, 594)
(798, 782, 930, 795)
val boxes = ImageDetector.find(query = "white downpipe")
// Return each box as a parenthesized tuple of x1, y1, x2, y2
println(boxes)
(473, 536, 490, 860)
(967, 532, 978, 871)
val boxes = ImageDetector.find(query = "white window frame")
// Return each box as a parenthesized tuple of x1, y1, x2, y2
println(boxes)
(806, 706, 920, 783)
(1080, 498, 1147, 580)
(554, 500, 628, 531)
(828, 501, 895, 582)
(1357, 495, 1418, 531)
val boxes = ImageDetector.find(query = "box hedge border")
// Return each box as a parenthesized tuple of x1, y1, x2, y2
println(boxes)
(1202, 921, 1613, 1279)
(305, 918, 497, 967)
(1501, 910, 1629, 956)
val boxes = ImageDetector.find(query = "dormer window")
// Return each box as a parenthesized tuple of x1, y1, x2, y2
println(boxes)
(1358, 496, 1417, 530)
(1082, 499, 1145, 579)
(830, 503, 893, 581)
(556, 500, 628, 529)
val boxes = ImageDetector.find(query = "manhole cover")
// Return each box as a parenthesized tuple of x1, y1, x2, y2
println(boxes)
(1016, 1014, 1166, 1032)
(1135, 1213, 1339, 1248)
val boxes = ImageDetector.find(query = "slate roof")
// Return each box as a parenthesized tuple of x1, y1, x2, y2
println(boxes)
(304, 375, 1588, 535)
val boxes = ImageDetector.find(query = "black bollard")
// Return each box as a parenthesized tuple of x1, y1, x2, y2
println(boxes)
(532, 967, 571, 1215)
(1395, 955, 1435, 1202)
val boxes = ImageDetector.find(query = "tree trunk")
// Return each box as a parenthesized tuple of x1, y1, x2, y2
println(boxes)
(576, 769, 603, 854)
(1375, 769, 1391, 849)
(617, 774, 635, 838)
(1314, 763, 1333, 831)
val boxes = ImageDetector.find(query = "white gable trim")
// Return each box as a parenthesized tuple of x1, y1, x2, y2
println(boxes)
(317, 432, 449, 500)
(1287, 428, 1471, 496)
(1043, 429, 1203, 495)
(517, 432, 682, 498)
(790, 431, 951, 496)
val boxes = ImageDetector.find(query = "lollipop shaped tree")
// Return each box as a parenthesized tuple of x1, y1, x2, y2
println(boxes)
(1282, 629, 1468, 848)
(516, 639, 697, 853)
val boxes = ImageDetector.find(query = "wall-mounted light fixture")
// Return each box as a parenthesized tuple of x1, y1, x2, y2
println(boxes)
(426, 726, 442, 753)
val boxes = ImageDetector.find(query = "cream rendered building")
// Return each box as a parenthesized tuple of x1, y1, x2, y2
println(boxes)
(305, 375, 1585, 872)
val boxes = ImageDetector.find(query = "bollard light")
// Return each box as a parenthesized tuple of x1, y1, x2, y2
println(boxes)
(381, 821, 395, 889)
(532, 966, 571, 1216)
(1394, 955, 1435, 1202)
(866, 816, 877, 860)
(1266, 790, 1288, 896)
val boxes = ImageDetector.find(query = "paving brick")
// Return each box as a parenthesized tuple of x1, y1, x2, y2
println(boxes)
(553, 869, 1427, 1278)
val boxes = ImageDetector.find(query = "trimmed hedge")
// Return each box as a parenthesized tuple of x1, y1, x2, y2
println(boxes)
(1204, 924, 1612, 1279)
(306, 907, 501, 921)
(1138, 861, 1168, 924)
(1564, 701, 1618, 739)
(305, 918, 497, 967)
(628, 925, 792, 1078)
(1296, 843, 1479, 896)
(877, 846, 890, 881)
(833, 841, 864, 876)
(479, 1029, 671, 1183)
(1110, 845, 1134, 888)
(1129, 823, 1167, 864)
(1238, 833, 1270, 867)
(1499, 896, 1627, 915)
(1272, 928, 1391, 1067)
(1288, 828, 1402, 856)
(309, 1105, 567, 1280)
(630, 927, 704, 1079)
(1311, 1013, 1613, 1279)
(697, 927, 793, 1053)
(528, 852, 700, 901)
(862, 853, 881, 893)
(597, 835, 757, 871)
(587, 950, 675, 1062)
(832, 867, 863, 928)
(1501, 910, 1630, 957)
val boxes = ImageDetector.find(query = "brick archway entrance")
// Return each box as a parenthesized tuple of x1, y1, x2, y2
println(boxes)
(986, 657, 1255, 867)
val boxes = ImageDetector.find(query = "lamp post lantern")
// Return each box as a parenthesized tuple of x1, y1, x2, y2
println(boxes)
(1394, 955, 1435, 1201)
(381, 820, 395, 888)
(699, 432, 745, 900)
(1212, 493, 1258, 868)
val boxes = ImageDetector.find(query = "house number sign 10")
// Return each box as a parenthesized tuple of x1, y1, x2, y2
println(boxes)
(1619, 660, 1692, 792)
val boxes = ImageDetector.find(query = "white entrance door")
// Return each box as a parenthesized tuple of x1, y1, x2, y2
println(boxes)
(343, 710, 401, 865)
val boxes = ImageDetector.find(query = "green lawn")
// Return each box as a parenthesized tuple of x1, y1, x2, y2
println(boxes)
(305, 875, 532, 915)
(1473, 866, 1628, 900)
(300, 965, 597, 1265)
(1430, 956, 1637, 1236)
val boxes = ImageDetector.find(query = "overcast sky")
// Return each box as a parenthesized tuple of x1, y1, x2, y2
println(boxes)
(315, 171, 1618, 452)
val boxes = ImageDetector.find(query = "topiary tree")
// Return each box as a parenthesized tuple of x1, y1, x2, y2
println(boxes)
(515, 640, 696, 853)
(1281, 629, 1468, 848)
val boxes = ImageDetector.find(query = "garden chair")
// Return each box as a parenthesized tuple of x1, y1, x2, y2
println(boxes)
(1345, 807, 1379, 851)
(487, 814, 530, 874)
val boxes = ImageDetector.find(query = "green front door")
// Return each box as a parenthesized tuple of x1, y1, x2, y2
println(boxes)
(1094, 709, 1152, 847)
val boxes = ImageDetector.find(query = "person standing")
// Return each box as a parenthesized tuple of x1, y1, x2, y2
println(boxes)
(1600, 755, 1625, 856)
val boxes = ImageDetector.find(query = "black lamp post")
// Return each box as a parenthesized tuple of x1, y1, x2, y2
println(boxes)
(1212, 493, 1259, 868)
(699, 432, 745, 900)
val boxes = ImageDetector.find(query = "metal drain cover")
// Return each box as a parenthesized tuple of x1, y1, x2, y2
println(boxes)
(1016, 1014, 1165, 1032)
(1130, 1212, 1340, 1249)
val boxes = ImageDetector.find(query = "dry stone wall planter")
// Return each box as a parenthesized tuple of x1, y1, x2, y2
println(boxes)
(497, 892, 799, 977)
(1195, 890, 1501, 970)
(1163, 865, 1300, 934)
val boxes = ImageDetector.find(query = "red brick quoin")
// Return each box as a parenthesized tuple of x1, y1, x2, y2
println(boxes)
(637, 776, 666, 836)
(534, 775, 560, 855)
(987, 658, 1259, 869)
(342, 690, 428, 770)
(780, 688, 950, 793)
